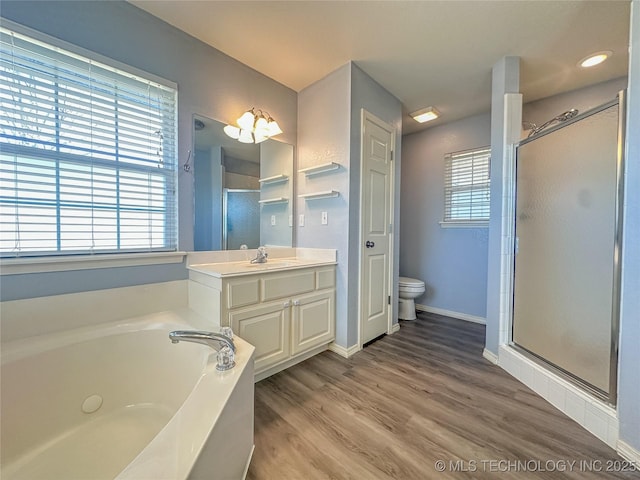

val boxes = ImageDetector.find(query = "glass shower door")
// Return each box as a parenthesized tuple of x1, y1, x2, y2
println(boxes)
(512, 101, 621, 397)
(223, 189, 260, 250)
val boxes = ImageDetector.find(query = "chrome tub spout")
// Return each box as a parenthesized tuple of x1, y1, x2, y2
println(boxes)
(169, 330, 236, 371)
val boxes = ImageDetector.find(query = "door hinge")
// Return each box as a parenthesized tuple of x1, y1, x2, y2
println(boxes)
(388, 295, 391, 305)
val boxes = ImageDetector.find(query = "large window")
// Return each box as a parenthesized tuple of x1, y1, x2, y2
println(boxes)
(0, 26, 177, 257)
(443, 147, 491, 225)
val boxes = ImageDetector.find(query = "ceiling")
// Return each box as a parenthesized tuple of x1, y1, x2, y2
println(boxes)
(130, 0, 630, 135)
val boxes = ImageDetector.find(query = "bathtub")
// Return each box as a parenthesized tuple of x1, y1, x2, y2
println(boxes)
(0, 309, 255, 480)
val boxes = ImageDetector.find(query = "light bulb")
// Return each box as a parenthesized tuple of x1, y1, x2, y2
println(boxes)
(237, 110, 255, 130)
(254, 132, 269, 143)
(223, 124, 240, 139)
(238, 129, 254, 143)
(267, 119, 282, 136)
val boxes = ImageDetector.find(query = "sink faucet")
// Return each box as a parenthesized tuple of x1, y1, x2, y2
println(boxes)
(250, 246, 268, 264)
(169, 330, 236, 370)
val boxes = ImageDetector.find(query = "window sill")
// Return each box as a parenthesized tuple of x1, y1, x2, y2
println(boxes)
(439, 221, 489, 229)
(0, 251, 187, 276)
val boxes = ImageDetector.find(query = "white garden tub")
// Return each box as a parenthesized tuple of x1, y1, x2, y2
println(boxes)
(0, 309, 255, 480)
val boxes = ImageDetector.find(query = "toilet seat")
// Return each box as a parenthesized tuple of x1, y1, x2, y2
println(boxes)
(400, 286, 425, 294)
(399, 276, 425, 288)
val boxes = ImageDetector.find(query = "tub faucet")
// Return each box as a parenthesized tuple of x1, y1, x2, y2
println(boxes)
(169, 330, 236, 371)
(169, 330, 235, 352)
(250, 246, 268, 264)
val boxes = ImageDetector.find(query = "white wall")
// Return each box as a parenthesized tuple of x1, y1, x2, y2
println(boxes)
(400, 112, 491, 319)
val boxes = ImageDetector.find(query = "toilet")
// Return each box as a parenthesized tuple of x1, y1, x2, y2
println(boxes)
(398, 276, 426, 321)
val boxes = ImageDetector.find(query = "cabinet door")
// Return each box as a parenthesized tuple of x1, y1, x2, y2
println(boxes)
(230, 301, 291, 373)
(291, 290, 335, 355)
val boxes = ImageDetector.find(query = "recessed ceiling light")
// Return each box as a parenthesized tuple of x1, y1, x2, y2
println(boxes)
(579, 51, 612, 68)
(410, 106, 440, 123)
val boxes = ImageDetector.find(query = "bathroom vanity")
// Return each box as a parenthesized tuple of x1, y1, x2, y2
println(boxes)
(187, 249, 336, 381)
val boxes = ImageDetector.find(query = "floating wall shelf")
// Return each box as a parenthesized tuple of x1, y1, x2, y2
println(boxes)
(298, 162, 340, 177)
(299, 190, 340, 201)
(258, 197, 288, 205)
(258, 174, 289, 185)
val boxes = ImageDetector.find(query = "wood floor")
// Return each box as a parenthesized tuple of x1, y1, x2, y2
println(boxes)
(247, 312, 639, 479)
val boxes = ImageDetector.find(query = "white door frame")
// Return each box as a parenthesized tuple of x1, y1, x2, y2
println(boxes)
(357, 109, 396, 348)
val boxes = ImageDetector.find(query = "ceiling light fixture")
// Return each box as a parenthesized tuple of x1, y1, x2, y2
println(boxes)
(579, 51, 612, 68)
(410, 106, 440, 123)
(224, 108, 283, 144)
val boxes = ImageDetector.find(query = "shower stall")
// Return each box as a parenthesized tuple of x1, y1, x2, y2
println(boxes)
(511, 92, 625, 404)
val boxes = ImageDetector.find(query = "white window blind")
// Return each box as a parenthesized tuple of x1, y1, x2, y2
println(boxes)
(0, 26, 177, 257)
(443, 147, 491, 223)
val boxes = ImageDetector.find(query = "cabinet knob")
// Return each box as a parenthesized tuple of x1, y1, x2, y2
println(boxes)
(283, 301, 291, 308)
(292, 300, 301, 306)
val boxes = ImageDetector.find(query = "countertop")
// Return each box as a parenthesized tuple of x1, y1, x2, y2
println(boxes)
(187, 257, 337, 278)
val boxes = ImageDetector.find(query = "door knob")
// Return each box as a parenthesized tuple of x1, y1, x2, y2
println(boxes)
(366, 240, 375, 248)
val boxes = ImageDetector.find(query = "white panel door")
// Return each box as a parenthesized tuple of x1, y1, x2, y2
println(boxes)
(361, 112, 394, 345)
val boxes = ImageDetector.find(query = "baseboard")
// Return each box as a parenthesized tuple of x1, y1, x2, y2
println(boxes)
(242, 445, 255, 480)
(391, 322, 400, 333)
(482, 348, 499, 365)
(416, 304, 486, 325)
(328, 342, 360, 358)
(255, 344, 329, 382)
(617, 440, 640, 465)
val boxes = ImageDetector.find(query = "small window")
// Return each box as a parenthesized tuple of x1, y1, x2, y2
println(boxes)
(0, 26, 178, 257)
(443, 147, 490, 225)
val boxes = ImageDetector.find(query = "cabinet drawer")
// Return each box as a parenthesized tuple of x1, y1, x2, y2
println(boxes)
(316, 268, 335, 290)
(226, 278, 260, 309)
(261, 270, 315, 302)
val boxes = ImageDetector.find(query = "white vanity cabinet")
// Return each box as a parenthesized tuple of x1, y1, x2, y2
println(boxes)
(188, 263, 335, 380)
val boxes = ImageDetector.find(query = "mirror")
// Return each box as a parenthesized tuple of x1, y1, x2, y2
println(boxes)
(193, 115, 294, 250)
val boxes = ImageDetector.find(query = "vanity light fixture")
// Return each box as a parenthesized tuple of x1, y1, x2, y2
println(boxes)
(410, 106, 440, 123)
(579, 51, 612, 68)
(224, 108, 283, 144)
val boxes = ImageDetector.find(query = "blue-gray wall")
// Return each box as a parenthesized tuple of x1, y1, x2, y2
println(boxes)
(297, 64, 352, 347)
(1, 1, 296, 300)
(349, 64, 403, 345)
(297, 62, 402, 348)
(617, 0, 640, 455)
(400, 112, 491, 319)
(194, 146, 223, 251)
